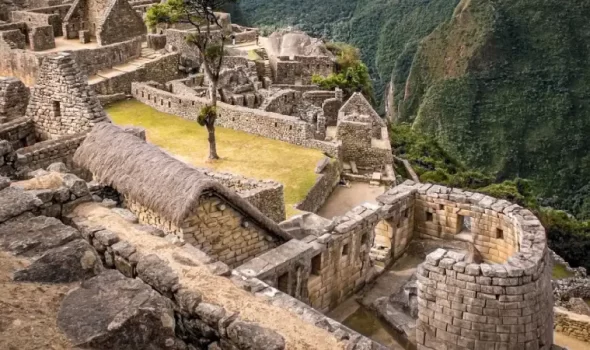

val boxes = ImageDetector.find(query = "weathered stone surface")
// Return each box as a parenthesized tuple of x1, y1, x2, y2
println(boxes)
(226, 320, 286, 350)
(0, 175, 10, 191)
(0, 215, 79, 257)
(13, 239, 103, 283)
(62, 173, 89, 198)
(46, 162, 69, 173)
(0, 186, 42, 223)
(136, 254, 179, 295)
(57, 270, 179, 349)
(111, 207, 139, 223)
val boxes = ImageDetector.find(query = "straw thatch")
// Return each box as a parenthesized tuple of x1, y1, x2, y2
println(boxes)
(73, 123, 292, 241)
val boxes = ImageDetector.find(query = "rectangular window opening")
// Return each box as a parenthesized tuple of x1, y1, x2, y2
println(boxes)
(52, 101, 61, 117)
(361, 233, 368, 245)
(342, 243, 349, 257)
(426, 212, 433, 222)
(496, 228, 504, 239)
(311, 254, 322, 276)
(403, 208, 409, 218)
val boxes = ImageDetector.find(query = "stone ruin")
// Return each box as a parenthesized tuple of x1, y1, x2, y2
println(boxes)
(0, 4, 570, 350)
(26, 52, 107, 140)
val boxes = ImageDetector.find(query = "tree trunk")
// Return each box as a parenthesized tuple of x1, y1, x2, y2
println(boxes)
(206, 122, 219, 160)
(205, 72, 219, 159)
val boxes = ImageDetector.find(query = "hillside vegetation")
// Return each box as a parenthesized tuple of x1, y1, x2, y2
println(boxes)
(397, 0, 590, 219)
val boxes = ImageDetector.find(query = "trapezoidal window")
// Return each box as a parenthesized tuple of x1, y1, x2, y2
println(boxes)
(496, 228, 504, 239)
(342, 243, 349, 257)
(52, 101, 61, 117)
(426, 211, 433, 222)
(311, 254, 322, 276)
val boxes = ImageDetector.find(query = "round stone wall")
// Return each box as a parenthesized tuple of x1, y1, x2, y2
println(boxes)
(415, 190, 553, 350)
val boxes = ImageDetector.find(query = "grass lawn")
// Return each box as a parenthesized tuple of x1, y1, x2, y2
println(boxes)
(552, 263, 575, 280)
(106, 100, 323, 218)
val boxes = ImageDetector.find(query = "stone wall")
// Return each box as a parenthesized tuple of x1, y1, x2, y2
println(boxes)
(126, 195, 283, 268)
(295, 157, 341, 213)
(235, 239, 313, 301)
(337, 119, 393, 171)
(554, 307, 590, 343)
(11, 10, 61, 37)
(132, 83, 313, 145)
(0, 42, 41, 85)
(95, 0, 146, 46)
(273, 55, 333, 85)
(262, 89, 301, 115)
(25, 52, 107, 140)
(28, 25, 55, 51)
(0, 116, 35, 150)
(0, 77, 29, 122)
(68, 209, 387, 350)
(0, 28, 26, 48)
(413, 183, 554, 350)
(67, 37, 143, 77)
(15, 134, 86, 173)
(90, 52, 180, 95)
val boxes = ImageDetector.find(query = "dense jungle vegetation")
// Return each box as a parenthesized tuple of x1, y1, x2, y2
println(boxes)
(227, 0, 590, 269)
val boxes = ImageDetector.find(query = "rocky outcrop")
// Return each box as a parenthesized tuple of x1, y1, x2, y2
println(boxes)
(57, 270, 182, 349)
(13, 239, 103, 283)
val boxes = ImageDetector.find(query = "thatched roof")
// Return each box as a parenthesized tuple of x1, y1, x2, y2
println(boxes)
(73, 123, 292, 241)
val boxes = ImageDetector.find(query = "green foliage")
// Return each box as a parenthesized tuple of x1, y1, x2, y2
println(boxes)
(311, 42, 374, 103)
(197, 105, 217, 126)
(391, 123, 493, 189)
(540, 209, 590, 271)
(145, 0, 181, 29)
(552, 264, 575, 280)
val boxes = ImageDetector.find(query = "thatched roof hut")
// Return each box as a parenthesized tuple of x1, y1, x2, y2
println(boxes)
(73, 123, 292, 241)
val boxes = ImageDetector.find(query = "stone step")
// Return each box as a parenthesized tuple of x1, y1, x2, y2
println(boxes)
(350, 161, 358, 174)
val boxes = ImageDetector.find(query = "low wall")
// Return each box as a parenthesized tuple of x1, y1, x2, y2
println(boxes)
(132, 83, 314, 145)
(69, 206, 386, 350)
(554, 307, 590, 343)
(11, 11, 61, 36)
(91, 53, 180, 95)
(0, 45, 41, 86)
(69, 37, 143, 77)
(0, 117, 35, 150)
(16, 134, 86, 173)
(295, 158, 340, 213)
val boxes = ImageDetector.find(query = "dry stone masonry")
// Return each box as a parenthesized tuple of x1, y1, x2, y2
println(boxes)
(25, 52, 107, 140)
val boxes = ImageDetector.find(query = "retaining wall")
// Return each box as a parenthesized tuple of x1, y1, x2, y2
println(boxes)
(295, 158, 341, 213)
(16, 134, 86, 173)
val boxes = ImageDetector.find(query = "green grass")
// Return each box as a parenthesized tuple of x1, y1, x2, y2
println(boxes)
(247, 49, 261, 60)
(106, 100, 324, 218)
(552, 264, 575, 280)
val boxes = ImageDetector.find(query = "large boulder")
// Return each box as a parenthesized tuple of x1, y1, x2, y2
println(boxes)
(13, 239, 103, 283)
(58, 270, 181, 349)
(226, 320, 285, 350)
(0, 186, 41, 224)
(0, 215, 79, 257)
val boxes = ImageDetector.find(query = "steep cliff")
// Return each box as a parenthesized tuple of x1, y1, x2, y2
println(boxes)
(397, 0, 590, 216)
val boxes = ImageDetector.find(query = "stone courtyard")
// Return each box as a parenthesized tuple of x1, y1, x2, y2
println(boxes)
(0, 1, 588, 349)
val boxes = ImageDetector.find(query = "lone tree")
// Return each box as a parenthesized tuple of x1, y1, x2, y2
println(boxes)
(146, 0, 237, 160)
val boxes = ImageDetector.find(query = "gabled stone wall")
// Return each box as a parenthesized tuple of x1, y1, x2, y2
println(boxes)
(126, 194, 283, 268)
(25, 52, 106, 140)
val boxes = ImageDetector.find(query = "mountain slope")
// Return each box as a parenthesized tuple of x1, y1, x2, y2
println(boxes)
(397, 0, 590, 216)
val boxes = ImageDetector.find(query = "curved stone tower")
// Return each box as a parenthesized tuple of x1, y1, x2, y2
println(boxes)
(414, 185, 553, 349)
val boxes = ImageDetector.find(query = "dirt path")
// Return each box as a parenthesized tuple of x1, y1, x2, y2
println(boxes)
(554, 332, 590, 350)
(0, 252, 73, 350)
(317, 183, 386, 219)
